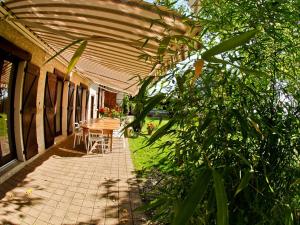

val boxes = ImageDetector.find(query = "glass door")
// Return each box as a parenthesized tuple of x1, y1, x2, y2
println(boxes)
(0, 53, 17, 167)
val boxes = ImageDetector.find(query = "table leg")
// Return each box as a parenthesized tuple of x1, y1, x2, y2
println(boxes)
(110, 131, 113, 152)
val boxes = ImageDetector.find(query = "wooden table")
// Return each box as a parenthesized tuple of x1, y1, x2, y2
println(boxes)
(81, 118, 121, 152)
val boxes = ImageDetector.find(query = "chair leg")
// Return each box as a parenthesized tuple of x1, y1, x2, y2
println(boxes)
(86, 136, 89, 154)
(73, 135, 77, 148)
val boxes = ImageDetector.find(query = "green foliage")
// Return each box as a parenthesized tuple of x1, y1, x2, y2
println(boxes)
(201, 29, 258, 60)
(129, 0, 300, 224)
(173, 168, 211, 225)
(67, 40, 87, 74)
(0, 113, 7, 137)
(213, 170, 229, 225)
(44, 39, 83, 65)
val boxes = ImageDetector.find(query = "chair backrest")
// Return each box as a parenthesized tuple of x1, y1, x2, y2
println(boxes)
(88, 129, 104, 139)
(74, 123, 82, 133)
(79, 120, 87, 125)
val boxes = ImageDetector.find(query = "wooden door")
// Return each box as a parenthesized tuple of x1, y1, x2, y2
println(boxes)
(75, 86, 82, 122)
(90, 96, 94, 119)
(21, 63, 39, 160)
(67, 82, 75, 135)
(104, 91, 117, 109)
(44, 72, 57, 149)
(54, 79, 63, 136)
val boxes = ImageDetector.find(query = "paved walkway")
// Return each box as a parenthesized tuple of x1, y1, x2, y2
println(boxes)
(0, 136, 146, 225)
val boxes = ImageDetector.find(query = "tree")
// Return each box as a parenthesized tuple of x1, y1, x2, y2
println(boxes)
(131, 0, 300, 224)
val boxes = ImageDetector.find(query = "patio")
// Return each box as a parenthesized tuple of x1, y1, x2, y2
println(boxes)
(0, 136, 146, 225)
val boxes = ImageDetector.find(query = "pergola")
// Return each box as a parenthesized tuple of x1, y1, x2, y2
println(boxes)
(0, 0, 193, 94)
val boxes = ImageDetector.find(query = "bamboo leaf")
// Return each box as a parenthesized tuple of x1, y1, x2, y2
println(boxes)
(142, 38, 150, 48)
(213, 170, 229, 225)
(291, 178, 300, 186)
(202, 29, 257, 59)
(136, 76, 155, 101)
(191, 59, 204, 86)
(125, 93, 166, 132)
(247, 117, 262, 135)
(158, 36, 171, 55)
(135, 198, 165, 212)
(139, 93, 166, 119)
(147, 119, 176, 146)
(199, 113, 213, 133)
(232, 109, 248, 140)
(234, 170, 253, 197)
(172, 168, 211, 225)
(205, 57, 229, 64)
(67, 40, 87, 74)
(176, 75, 185, 93)
(239, 67, 268, 77)
(44, 39, 83, 65)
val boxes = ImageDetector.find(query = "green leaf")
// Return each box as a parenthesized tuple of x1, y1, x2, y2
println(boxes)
(172, 168, 211, 225)
(141, 38, 150, 48)
(291, 178, 300, 186)
(213, 169, 229, 225)
(202, 29, 257, 59)
(44, 39, 83, 65)
(232, 109, 248, 140)
(239, 67, 268, 77)
(234, 170, 253, 197)
(67, 40, 88, 74)
(139, 93, 166, 119)
(125, 93, 166, 132)
(199, 113, 213, 133)
(247, 117, 263, 135)
(158, 36, 171, 55)
(205, 57, 229, 64)
(135, 198, 165, 212)
(147, 119, 176, 146)
(136, 76, 155, 101)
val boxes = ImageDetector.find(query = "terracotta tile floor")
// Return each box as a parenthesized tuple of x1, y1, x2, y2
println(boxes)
(0, 136, 147, 225)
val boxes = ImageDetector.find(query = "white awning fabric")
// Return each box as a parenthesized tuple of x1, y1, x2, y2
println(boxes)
(1, 0, 191, 94)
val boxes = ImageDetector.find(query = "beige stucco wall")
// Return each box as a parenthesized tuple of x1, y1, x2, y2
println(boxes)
(87, 84, 98, 120)
(0, 20, 90, 159)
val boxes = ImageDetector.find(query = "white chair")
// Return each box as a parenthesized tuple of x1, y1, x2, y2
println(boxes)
(73, 122, 83, 148)
(88, 130, 109, 154)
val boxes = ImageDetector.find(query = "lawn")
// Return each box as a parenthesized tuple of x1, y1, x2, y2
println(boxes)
(0, 113, 8, 137)
(128, 117, 170, 171)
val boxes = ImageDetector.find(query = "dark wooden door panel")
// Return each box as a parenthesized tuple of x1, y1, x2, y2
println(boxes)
(22, 63, 39, 160)
(44, 72, 57, 149)
(67, 82, 75, 135)
(75, 85, 82, 122)
(85, 90, 89, 120)
(104, 91, 117, 109)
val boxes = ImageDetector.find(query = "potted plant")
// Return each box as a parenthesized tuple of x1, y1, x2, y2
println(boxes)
(146, 122, 155, 135)
(98, 107, 105, 118)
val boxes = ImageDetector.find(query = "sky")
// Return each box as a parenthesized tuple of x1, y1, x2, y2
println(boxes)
(144, 0, 190, 10)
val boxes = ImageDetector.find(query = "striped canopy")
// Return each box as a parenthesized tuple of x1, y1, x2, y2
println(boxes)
(0, 0, 192, 94)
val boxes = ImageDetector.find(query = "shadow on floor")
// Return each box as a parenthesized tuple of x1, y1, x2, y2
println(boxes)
(0, 136, 148, 225)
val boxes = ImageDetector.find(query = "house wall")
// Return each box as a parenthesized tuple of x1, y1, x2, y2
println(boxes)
(87, 84, 98, 120)
(0, 20, 90, 161)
